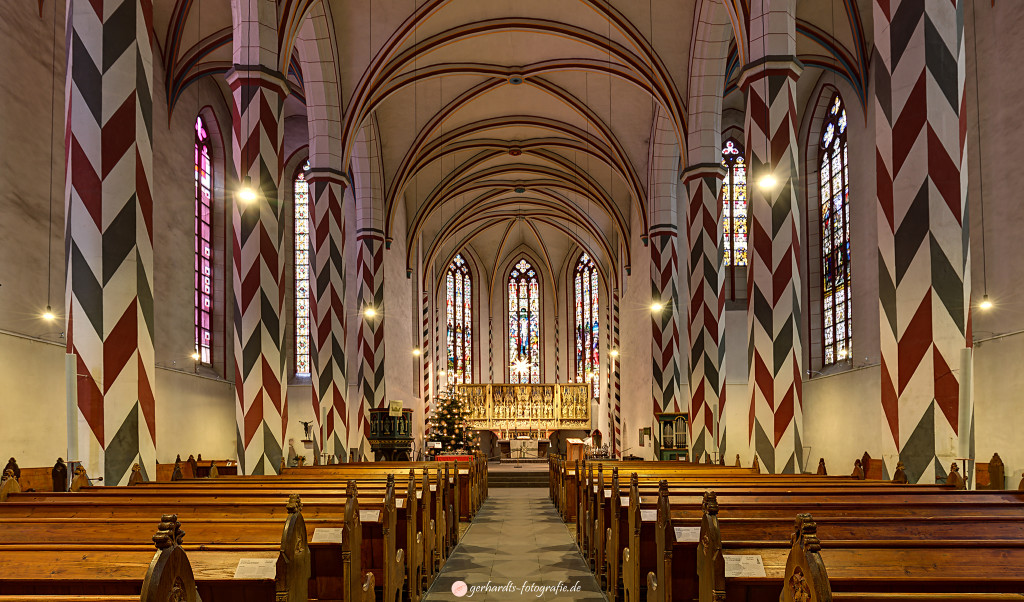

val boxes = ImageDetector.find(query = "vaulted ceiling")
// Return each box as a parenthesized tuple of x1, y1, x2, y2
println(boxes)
(152, 0, 869, 289)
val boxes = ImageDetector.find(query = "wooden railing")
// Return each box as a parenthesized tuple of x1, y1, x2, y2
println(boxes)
(454, 383, 591, 432)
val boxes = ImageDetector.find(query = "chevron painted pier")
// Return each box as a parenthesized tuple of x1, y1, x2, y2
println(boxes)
(308, 170, 349, 463)
(64, 0, 157, 486)
(874, 0, 971, 484)
(228, 66, 287, 476)
(741, 54, 805, 475)
(683, 164, 727, 463)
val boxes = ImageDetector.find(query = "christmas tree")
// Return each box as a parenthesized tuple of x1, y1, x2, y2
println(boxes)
(429, 385, 480, 454)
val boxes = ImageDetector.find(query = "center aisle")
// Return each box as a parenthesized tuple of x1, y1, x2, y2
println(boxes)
(424, 488, 605, 600)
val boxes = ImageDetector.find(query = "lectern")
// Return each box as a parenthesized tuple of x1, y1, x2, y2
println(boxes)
(565, 438, 585, 463)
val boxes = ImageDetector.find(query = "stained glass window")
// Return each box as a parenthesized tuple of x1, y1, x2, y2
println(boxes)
(573, 253, 600, 398)
(294, 161, 311, 375)
(508, 258, 541, 384)
(820, 93, 852, 366)
(721, 138, 748, 268)
(446, 254, 473, 385)
(194, 115, 213, 365)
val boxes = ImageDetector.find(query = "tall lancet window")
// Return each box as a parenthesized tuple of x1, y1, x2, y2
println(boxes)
(508, 258, 541, 384)
(194, 115, 213, 364)
(721, 138, 748, 268)
(294, 161, 311, 375)
(446, 254, 473, 384)
(573, 252, 600, 398)
(820, 93, 851, 365)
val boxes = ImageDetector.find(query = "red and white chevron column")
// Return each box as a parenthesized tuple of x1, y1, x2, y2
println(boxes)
(650, 228, 681, 418)
(64, 0, 156, 486)
(355, 232, 385, 460)
(422, 288, 431, 438)
(740, 54, 804, 474)
(682, 164, 727, 462)
(874, 0, 970, 483)
(609, 288, 621, 456)
(307, 170, 349, 463)
(228, 67, 287, 475)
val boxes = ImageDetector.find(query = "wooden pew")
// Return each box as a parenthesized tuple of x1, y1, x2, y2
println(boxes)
(0, 513, 298, 601)
(649, 488, 1024, 602)
(770, 513, 1024, 601)
(134, 466, 449, 581)
(617, 478, 1024, 601)
(1, 483, 398, 602)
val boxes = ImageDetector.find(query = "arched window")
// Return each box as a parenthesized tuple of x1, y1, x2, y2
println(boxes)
(507, 258, 541, 384)
(721, 138, 748, 269)
(573, 252, 599, 398)
(820, 93, 851, 365)
(194, 115, 213, 364)
(446, 254, 473, 384)
(294, 161, 311, 375)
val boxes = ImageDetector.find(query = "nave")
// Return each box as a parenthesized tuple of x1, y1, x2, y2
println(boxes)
(3, 451, 1024, 600)
(424, 486, 603, 600)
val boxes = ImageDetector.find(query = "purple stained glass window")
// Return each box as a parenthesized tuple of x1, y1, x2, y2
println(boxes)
(194, 115, 213, 365)
(508, 258, 541, 384)
(573, 253, 600, 398)
(721, 138, 747, 268)
(295, 161, 311, 374)
(820, 93, 852, 366)
(446, 254, 473, 385)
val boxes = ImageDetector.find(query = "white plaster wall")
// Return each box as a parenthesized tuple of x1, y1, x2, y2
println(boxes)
(155, 368, 236, 463)
(802, 365, 883, 475)
(0, 333, 67, 466)
(382, 203, 417, 439)
(721, 309, 751, 465)
(973, 332, 1024, 489)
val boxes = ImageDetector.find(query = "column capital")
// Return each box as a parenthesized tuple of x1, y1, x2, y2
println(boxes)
(648, 224, 678, 239)
(225, 64, 290, 98)
(306, 167, 351, 188)
(737, 55, 803, 91)
(680, 162, 727, 184)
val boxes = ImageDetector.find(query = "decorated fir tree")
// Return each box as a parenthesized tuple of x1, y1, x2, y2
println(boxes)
(429, 385, 480, 454)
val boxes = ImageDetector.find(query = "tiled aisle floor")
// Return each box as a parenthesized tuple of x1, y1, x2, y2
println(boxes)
(423, 488, 606, 601)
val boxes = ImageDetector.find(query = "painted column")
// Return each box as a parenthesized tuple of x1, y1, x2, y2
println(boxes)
(874, 0, 970, 483)
(307, 169, 349, 463)
(650, 226, 681, 422)
(422, 286, 431, 438)
(64, 0, 156, 485)
(355, 232, 386, 460)
(682, 163, 727, 462)
(228, 66, 287, 475)
(609, 288, 621, 456)
(739, 48, 804, 473)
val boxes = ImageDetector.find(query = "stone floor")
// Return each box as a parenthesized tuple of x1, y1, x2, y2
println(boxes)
(423, 489, 605, 601)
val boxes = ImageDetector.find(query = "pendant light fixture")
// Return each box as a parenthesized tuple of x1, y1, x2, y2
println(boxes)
(972, 1, 992, 312)
(237, 0, 256, 204)
(42, 0, 59, 323)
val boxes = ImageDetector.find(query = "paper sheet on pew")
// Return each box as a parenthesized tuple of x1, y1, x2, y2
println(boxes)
(640, 509, 657, 522)
(312, 528, 344, 543)
(234, 558, 278, 580)
(724, 554, 766, 578)
(674, 526, 701, 542)
(360, 509, 381, 522)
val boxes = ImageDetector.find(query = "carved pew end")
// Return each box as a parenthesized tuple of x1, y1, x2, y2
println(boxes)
(0, 469, 21, 502)
(140, 515, 200, 602)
